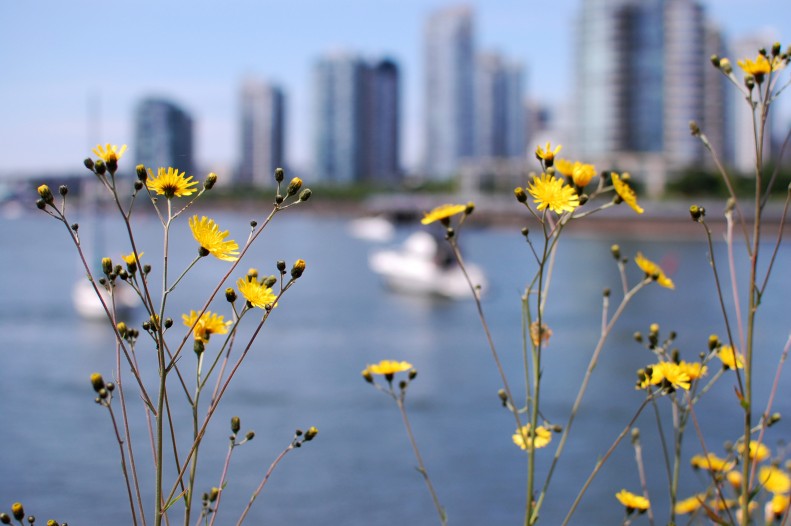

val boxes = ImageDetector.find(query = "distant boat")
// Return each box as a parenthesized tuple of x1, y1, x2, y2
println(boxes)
(72, 278, 139, 321)
(348, 215, 395, 242)
(369, 231, 487, 300)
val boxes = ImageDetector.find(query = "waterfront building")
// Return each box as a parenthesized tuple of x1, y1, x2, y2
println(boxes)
(423, 5, 475, 179)
(313, 53, 401, 184)
(238, 78, 286, 187)
(475, 53, 525, 160)
(134, 97, 194, 176)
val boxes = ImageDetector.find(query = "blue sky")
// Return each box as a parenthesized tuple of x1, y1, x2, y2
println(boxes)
(0, 0, 788, 177)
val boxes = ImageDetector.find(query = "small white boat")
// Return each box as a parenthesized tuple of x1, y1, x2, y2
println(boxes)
(73, 278, 139, 321)
(369, 231, 487, 300)
(348, 215, 395, 242)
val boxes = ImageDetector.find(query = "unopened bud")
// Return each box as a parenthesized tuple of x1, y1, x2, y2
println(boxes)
(497, 389, 508, 406)
(719, 57, 732, 74)
(94, 159, 107, 175)
(116, 322, 128, 338)
(37, 185, 54, 204)
(708, 334, 719, 350)
(465, 201, 475, 215)
(90, 373, 105, 392)
(277, 260, 286, 273)
(11, 503, 23, 521)
(304, 426, 318, 441)
(610, 244, 621, 260)
(408, 369, 417, 381)
(514, 187, 527, 203)
(362, 369, 373, 383)
(299, 188, 312, 202)
(84, 158, 95, 172)
(631, 427, 640, 443)
(291, 259, 306, 279)
(225, 287, 237, 303)
(245, 431, 255, 441)
(710, 54, 721, 68)
(204, 172, 217, 190)
(231, 416, 241, 434)
(689, 205, 704, 221)
(768, 413, 781, 426)
(274, 167, 285, 183)
(689, 121, 701, 137)
(286, 177, 302, 197)
(102, 257, 113, 275)
(136, 165, 148, 182)
(59, 185, 68, 196)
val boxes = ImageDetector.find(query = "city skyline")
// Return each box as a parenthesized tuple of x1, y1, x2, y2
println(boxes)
(0, 0, 788, 177)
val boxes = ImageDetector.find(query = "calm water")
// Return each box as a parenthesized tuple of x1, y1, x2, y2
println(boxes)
(1, 207, 789, 525)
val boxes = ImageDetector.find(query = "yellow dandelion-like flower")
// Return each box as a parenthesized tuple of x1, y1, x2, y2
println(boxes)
(611, 172, 644, 214)
(420, 203, 467, 225)
(92, 143, 127, 163)
(717, 345, 744, 370)
(678, 360, 707, 381)
(690, 453, 735, 472)
(770, 494, 791, 517)
(189, 216, 240, 262)
(737, 440, 770, 462)
(737, 54, 785, 76)
(527, 173, 580, 214)
(535, 141, 562, 162)
(236, 276, 278, 310)
(726, 470, 743, 490)
(634, 252, 675, 289)
(146, 167, 198, 198)
(639, 362, 690, 391)
(554, 158, 574, 176)
(615, 489, 650, 511)
(512, 424, 552, 451)
(182, 310, 232, 343)
(759, 466, 791, 494)
(365, 360, 414, 376)
(121, 251, 143, 266)
(674, 494, 704, 515)
(571, 162, 597, 188)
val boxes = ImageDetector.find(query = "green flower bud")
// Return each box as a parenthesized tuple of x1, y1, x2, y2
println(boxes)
(101, 257, 113, 275)
(225, 287, 237, 303)
(11, 503, 23, 521)
(204, 172, 217, 190)
(59, 185, 68, 196)
(710, 54, 720, 68)
(36, 199, 46, 210)
(0, 513, 9, 525)
(274, 167, 285, 183)
(245, 430, 255, 441)
(610, 244, 621, 260)
(209, 487, 219, 502)
(262, 275, 277, 288)
(286, 177, 302, 197)
(708, 334, 719, 350)
(689, 205, 704, 221)
(298, 188, 312, 202)
(291, 259, 306, 279)
(514, 187, 527, 203)
(231, 416, 241, 434)
(136, 165, 148, 182)
(362, 369, 374, 383)
(304, 426, 318, 441)
(94, 159, 107, 175)
(193, 340, 205, 355)
(276, 260, 286, 273)
(464, 201, 475, 215)
(116, 322, 128, 338)
(689, 120, 700, 137)
(84, 158, 95, 172)
(37, 185, 54, 204)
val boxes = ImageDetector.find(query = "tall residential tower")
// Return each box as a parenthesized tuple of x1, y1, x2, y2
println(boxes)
(238, 78, 286, 186)
(134, 98, 194, 175)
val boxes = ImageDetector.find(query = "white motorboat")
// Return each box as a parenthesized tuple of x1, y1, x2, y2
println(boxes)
(72, 278, 139, 321)
(369, 231, 487, 300)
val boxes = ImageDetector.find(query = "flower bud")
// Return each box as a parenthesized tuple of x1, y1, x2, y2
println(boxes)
(465, 201, 475, 215)
(94, 159, 107, 175)
(245, 431, 255, 441)
(84, 158, 95, 172)
(164, 317, 173, 329)
(291, 259, 306, 279)
(274, 167, 285, 183)
(708, 334, 719, 350)
(719, 57, 732, 74)
(204, 172, 217, 190)
(298, 188, 312, 202)
(408, 369, 417, 381)
(37, 185, 54, 204)
(710, 54, 720, 68)
(209, 487, 219, 502)
(277, 260, 286, 273)
(136, 165, 148, 182)
(362, 368, 373, 383)
(107, 157, 118, 175)
(36, 199, 46, 210)
(262, 275, 277, 288)
(497, 389, 508, 406)
(689, 121, 701, 137)
(610, 244, 621, 260)
(304, 426, 318, 441)
(102, 257, 113, 275)
(772, 42, 782, 56)
(11, 503, 23, 522)
(514, 187, 527, 203)
(90, 373, 106, 393)
(689, 205, 704, 221)
(59, 185, 68, 196)
(194, 340, 205, 355)
(231, 416, 241, 434)
(768, 412, 781, 426)
(117, 322, 128, 338)
(286, 177, 302, 197)
(225, 287, 237, 303)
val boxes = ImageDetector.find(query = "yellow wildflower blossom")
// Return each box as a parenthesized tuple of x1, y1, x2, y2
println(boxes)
(527, 173, 580, 214)
(615, 489, 650, 511)
(690, 453, 735, 472)
(634, 252, 675, 289)
(674, 494, 704, 515)
(121, 251, 143, 266)
(512, 424, 552, 451)
(182, 310, 232, 343)
(236, 277, 278, 310)
(639, 361, 690, 391)
(189, 216, 240, 262)
(717, 345, 744, 370)
(759, 465, 791, 494)
(535, 142, 562, 163)
(611, 172, 644, 214)
(555, 159, 597, 188)
(737, 440, 770, 462)
(420, 203, 467, 225)
(678, 360, 707, 381)
(737, 54, 785, 76)
(770, 494, 790, 518)
(146, 167, 198, 198)
(365, 360, 414, 376)
(92, 143, 127, 163)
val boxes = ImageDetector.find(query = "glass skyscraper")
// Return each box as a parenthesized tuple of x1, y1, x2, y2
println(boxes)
(238, 78, 286, 187)
(134, 98, 194, 176)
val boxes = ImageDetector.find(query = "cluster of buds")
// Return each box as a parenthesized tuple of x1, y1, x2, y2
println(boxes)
(90, 372, 115, 406)
(273, 167, 312, 205)
(292, 426, 319, 448)
(229, 416, 256, 445)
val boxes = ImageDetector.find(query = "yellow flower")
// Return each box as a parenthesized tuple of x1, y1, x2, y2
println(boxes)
(615, 489, 650, 511)
(527, 173, 580, 214)
(92, 143, 127, 163)
(611, 172, 644, 214)
(759, 466, 791, 494)
(674, 494, 704, 515)
(512, 424, 552, 451)
(737, 54, 785, 76)
(717, 345, 744, 370)
(770, 494, 790, 517)
(678, 360, 707, 381)
(121, 251, 143, 266)
(535, 142, 561, 163)
(634, 252, 675, 289)
(182, 310, 232, 343)
(146, 167, 198, 198)
(365, 360, 414, 376)
(189, 216, 240, 262)
(555, 159, 597, 188)
(639, 362, 690, 391)
(236, 276, 278, 309)
(420, 203, 467, 225)
(737, 440, 770, 462)
(690, 453, 735, 472)
(727, 470, 742, 490)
